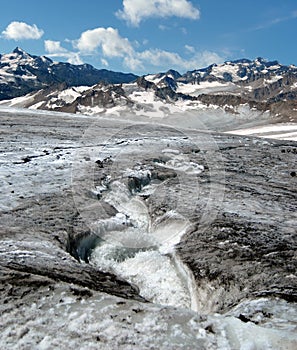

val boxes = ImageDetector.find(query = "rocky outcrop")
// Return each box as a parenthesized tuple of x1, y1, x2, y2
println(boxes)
(77, 83, 133, 109)
(0, 47, 137, 100)
(1, 51, 296, 123)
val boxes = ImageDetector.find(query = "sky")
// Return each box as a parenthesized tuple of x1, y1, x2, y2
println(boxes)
(0, 0, 296, 74)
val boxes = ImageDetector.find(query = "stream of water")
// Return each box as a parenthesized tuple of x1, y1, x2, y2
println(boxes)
(90, 179, 199, 310)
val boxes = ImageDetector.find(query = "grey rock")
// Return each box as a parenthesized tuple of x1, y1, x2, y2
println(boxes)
(0, 47, 137, 100)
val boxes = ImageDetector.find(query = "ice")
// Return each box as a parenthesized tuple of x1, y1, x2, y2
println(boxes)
(264, 75, 283, 84)
(0, 106, 296, 349)
(0, 94, 36, 107)
(176, 81, 232, 96)
(158, 152, 204, 174)
(58, 88, 82, 104)
(1, 280, 296, 349)
(145, 74, 163, 84)
(222, 316, 297, 350)
(211, 63, 242, 82)
(226, 123, 297, 141)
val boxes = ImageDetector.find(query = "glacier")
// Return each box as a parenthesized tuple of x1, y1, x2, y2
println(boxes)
(0, 107, 296, 349)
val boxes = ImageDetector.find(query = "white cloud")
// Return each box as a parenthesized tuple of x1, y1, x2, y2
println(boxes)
(75, 27, 133, 58)
(67, 53, 83, 65)
(74, 26, 223, 72)
(185, 45, 195, 53)
(248, 10, 297, 32)
(189, 51, 225, 69)
(44, 40, 83, 65)
(124, 55, 143, 71)
(137, 49, 224, 71)
(45, 27, 137, 68)
(158, 24, 169, 31)
(2, 21, 44, 40)
(44, 40, 67, 53)
(139, 49, 184, 68)
(116, 0, 200, 26)
(44, 26, 223, 73)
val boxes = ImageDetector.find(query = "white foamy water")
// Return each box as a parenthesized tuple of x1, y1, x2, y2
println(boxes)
(90, 173, 197, 309)
(91, 244, 191, 308)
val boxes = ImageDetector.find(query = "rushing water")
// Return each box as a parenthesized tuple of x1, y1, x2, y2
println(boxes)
(89, 177, 199, 310)
(88, 178, 297, 350)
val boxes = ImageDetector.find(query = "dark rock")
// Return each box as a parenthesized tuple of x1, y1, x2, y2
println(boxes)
(0, 48, 138, 100)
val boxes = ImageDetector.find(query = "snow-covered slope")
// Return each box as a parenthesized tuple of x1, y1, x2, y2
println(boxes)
(0, 47, 137, 100)
(1, 51, 297, 139)
(226, 123, 297, 141)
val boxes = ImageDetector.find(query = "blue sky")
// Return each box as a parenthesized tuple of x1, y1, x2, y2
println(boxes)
(0, 0, 296, 74)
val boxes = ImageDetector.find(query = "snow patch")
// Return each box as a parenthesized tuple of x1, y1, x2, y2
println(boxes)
(226, 123, 297, 141)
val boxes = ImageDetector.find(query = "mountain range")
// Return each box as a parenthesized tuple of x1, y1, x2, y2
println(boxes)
(1, 48, 297, 130)
(1, 49, 297, 349)
(0, 47, 137, 100)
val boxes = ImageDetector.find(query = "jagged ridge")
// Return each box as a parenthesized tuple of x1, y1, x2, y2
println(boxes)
(0, 49, 296, 124)
(0, 47, 138, 100)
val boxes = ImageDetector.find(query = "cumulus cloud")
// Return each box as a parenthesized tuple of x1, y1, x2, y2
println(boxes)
(2, 21, 44, 40)
(44, 40, 83, 65)
(44, 40, 67, 53)
(137, 49, 223, 71)
(76, 27, 133, 57)
(116, 0, 200, 26)
(66, 53, 83, 65)
(124, 55, 143, 71)
(138, 49, 185, 68)
(44, 26, 223, 72)
(74, 26, 223, 71)
(45, 27, 136, 67)
(188, 51, 225, 69)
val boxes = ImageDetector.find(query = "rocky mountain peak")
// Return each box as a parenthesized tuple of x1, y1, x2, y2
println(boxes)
(255, 56, 266, 63)
(0, 49, 138, 100)
(11, 47, 33, 61)
(13, 46, 28, 55)
(165, 69, 182, 80)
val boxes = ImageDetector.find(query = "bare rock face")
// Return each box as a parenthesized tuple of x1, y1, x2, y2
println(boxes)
(0, 47, 137, 100)
(0, 109, 296, 349)
(2, 52, 297, 125)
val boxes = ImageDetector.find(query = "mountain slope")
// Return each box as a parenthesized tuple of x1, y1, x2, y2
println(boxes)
(0, 47, 137, 100)
(1, 50, 296, 137)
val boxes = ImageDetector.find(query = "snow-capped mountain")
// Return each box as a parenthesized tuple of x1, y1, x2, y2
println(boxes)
(1, 52, 297, 349)
(0, 47, 137, 100)
(179, 57, 297, 102)
(1, 49, 297, 135)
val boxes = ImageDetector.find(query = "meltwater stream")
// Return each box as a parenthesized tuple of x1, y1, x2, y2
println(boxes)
(89, 179, 199, 310)
(87, 179, 297, 349)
